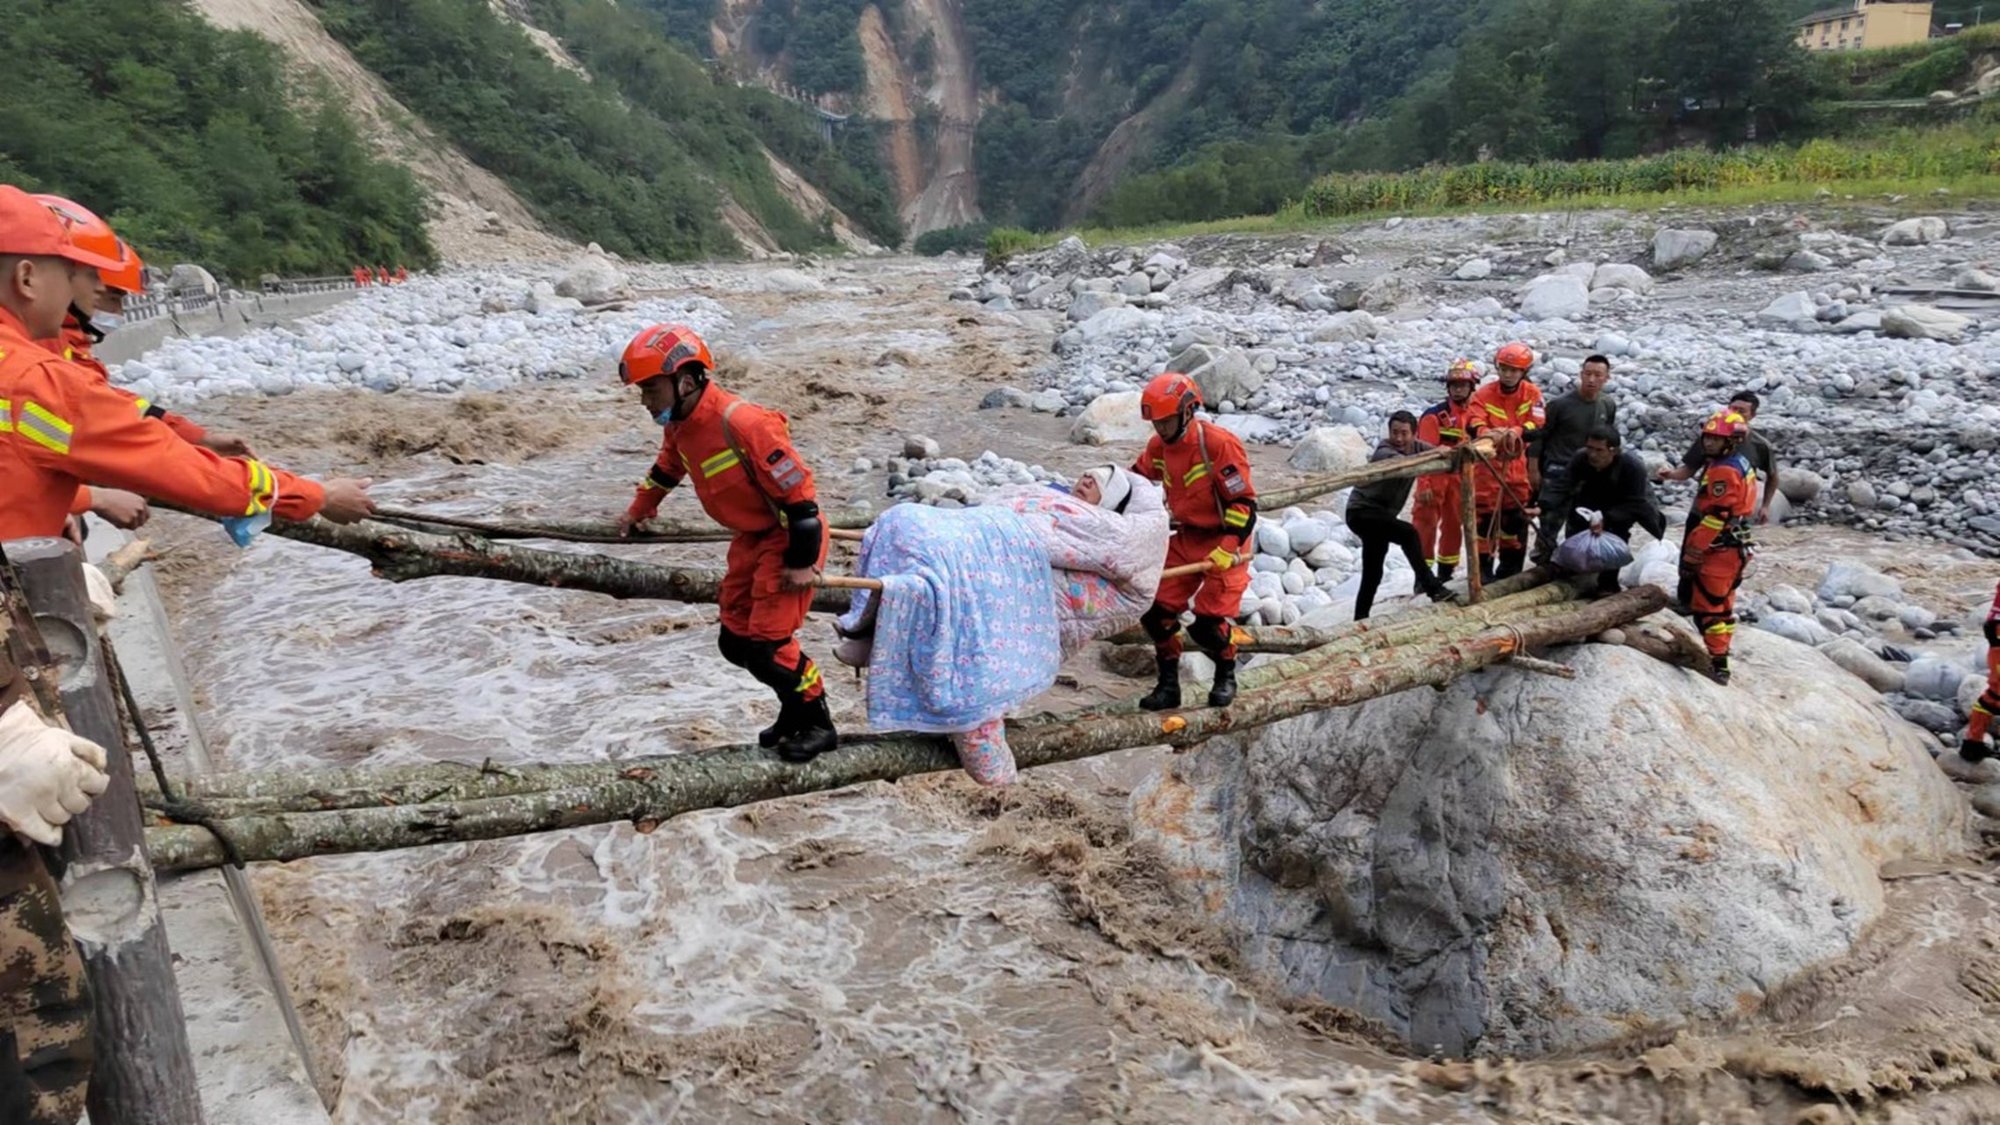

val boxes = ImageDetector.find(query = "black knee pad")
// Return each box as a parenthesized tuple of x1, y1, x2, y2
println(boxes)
(1187, 615, 1231, 653)
(1140, 604, 1183, 643)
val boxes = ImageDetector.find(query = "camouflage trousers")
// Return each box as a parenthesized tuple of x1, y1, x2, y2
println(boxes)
(0, 837, 90, 1125)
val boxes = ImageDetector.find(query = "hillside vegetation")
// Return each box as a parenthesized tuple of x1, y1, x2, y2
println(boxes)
(0, 0, 434, 280)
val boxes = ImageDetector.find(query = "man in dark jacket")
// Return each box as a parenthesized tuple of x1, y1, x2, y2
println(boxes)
(1533, 354, 1617, 563)
(1344, 411, 1457, 620)
(1562, 427, 1665, 593)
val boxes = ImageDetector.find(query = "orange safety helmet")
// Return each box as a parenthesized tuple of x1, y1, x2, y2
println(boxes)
(1140, 371, 1202, 421)
(1493, 341, 1535, 372)
(31, 194, 144, 294)
(1444, 358, 1481, 385)
(1701, 411, 1748, 441)
(620, 323, 715, 386)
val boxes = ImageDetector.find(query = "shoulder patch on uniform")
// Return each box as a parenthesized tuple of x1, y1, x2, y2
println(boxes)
(1219, 464, 1239, 477)
(1710, 481, 1728, 496)
(766, 449, 785, 465)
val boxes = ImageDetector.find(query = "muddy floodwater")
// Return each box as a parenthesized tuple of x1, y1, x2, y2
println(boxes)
(150, 256, 2000, 1123)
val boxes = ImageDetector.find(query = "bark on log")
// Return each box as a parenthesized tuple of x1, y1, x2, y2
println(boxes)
(98, 540, 152, 592)
(1258, 436, 1498, 512)
(368, 506, 875, 545)
(142, 588, 1666, 871)
(269, 519, 855, 613)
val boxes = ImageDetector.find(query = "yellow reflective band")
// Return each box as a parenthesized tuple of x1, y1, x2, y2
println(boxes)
(0, 398, 11, 433)
(1440, 553, 1461, 565)
(1699, 516, 1726, 530)
(1974, 702, 1995, 717)
(17, 402, 73, 455)
(1703, 622, 1734, 635)
(1223, 508, 1250, 528)
(1483, 404, 1507, 418)
(1439, 428, 1463, 439)
(795, 664, 822, 694)
(242, 459, 276, 516)
(1183, 463, 1210, 487)
(1150, 458, 1166, 471)
(133, 397, 152, 415)
(701, 450, 742, 478)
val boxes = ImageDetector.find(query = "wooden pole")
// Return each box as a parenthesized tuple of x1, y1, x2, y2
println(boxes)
(1459, 458, 1482, 605)
(8, 538, 204, 1125)
(367, 505, 875, 544)
(139, 587, 1666, 873)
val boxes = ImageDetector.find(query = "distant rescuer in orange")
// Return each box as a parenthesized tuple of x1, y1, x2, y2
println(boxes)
(0, 184, 376, 543)
(615, 323, 837, 763)
(1682, 411, 1759, 686)
(1131, 371, 1256, 713)
(1467, 341, 1546, 581)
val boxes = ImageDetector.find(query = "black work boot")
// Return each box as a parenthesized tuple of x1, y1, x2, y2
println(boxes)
(1425, 579, 1458, 604)
(758, 701, 796, 750)
(1707, 655, 1732, 686)
(1496, 548, 1526, 580)
(1207, 658, 1238, 708)
(1436, 561, 1456, 583)
(775, 696, 837, 763)
(1962, 737, 1996, 764)
(1139, 658, 1182, 712)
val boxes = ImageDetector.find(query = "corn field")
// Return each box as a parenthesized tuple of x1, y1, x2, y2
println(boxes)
(1298, 125, 2000, 218)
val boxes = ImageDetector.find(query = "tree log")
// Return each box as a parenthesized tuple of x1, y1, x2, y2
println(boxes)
(1258, 436, 1498, 511)
(269, 519, 856, 613)
(368, 506, 875, 545)
(142, 588, 1666, 871)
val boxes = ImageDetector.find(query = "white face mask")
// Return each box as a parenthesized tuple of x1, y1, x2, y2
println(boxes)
(91, 312, 125, 335)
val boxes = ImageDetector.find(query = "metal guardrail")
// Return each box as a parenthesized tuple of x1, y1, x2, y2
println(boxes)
(118, 273, 368, 336)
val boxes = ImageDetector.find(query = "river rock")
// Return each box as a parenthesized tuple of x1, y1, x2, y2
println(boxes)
(1780, 469, 1825, 505)
(1757, 292, 1819, 330)
(1130, 630, 1964, 1056)
(1255, 523, 1292, 559)
(1882, 305, 1972, 342)
(760, 267, 823, 294)
(1067, 391, 1149, 445)
(167, 264, 219, 297)
(1757, 611, 1833, 648)
(1170, 343, 1263, 405)
(1075, 306, 1158, 343)
(1845, 480, 1878, 510)
(1283, 516, 1332, 555)
(1879, 217, 1949, 246)
(1818, 560, 1902, 602)
(1454, 258, 1493, 281)
(902, 434, 941, 459)
(1905, 656, 1971, 702)
(553, 258, 627, 304)
(1288, 425, 1373, 474)
(1312, 311, 1380, 343)
(1591, 263, 1654, 294)
(1163, 267, 1231, 301)
(1518, 274, 1590, 321)
(1765, 584, 1814, 616)
(1066, 291, 1122, 322)
(1652, 228, 1718, 270)
(1818, 637, 1907, 694)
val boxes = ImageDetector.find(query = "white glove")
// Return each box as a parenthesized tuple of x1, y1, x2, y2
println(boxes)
(81, 562, 117, 625)
(0, 700, 111, 847)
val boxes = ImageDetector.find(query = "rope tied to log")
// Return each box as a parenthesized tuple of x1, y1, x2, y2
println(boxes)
(105, 642, 248, 870)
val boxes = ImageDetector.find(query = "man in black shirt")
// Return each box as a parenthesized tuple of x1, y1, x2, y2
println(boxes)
(1532, 354, 1617, 563)
(1563, 428, 1665, 594)
(1344, 411, 1456, 620)
(1657, 390, 1777, 609)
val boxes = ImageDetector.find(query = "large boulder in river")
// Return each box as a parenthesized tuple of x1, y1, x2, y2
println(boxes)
(1287, 425, 1373, 474)
(553, 257, 628, 305)
(1067, 391, 1150, 446)
(1171, 343, 1263, 406)
(1517, 274, 1590, 320)
(1652, 228, 1718, 270)
(1882, 304, 1972, 342)
(1130, 629, 1966, 1057)
(1879, 216, 1949, 246)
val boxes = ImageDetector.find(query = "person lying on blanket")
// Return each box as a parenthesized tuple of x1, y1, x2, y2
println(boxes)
(834, 466, 1170, 786)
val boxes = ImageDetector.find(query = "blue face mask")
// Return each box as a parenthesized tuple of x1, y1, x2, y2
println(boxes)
(90, 311, 125, 335)
(653, 408, 676, 427)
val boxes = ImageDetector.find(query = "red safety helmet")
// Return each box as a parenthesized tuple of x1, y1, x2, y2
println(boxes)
(1445, 359, 1481, 385)
(1701, 411, 1748, 441)
(31, 193, 144, 294)
(1140, 371, 1202, 421)
(620, 323, 714, 386)
(1493, 341, 1535, 372)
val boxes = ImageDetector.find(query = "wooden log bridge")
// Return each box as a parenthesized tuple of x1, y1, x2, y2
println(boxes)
(140, 584, 1666, 872)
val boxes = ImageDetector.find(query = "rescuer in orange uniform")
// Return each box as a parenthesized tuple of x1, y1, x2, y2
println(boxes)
(0, 184, 376, 543)
(614, 323, 836, 762)
(1958, 580, 2000, 763)
(35, 195, 253, 456)
(1682, 411, 1758, 686)
(1130, 372, 1257, 712)
(1467, 341, 1546, 581)
(1412, 359, 1483, 582)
